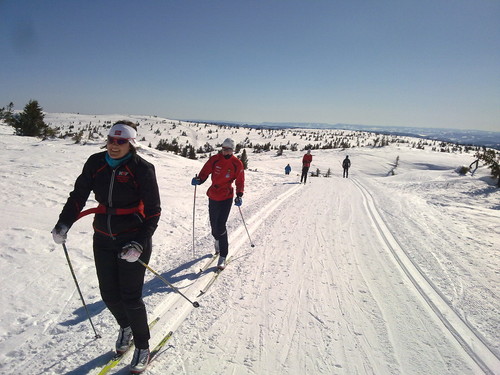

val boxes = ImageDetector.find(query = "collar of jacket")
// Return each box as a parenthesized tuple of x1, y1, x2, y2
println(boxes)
(105, 152, 132, 168)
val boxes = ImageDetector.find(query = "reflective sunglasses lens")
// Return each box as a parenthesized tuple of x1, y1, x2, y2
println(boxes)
(108, 136, 128, 145)
(117, 138, 128, 145)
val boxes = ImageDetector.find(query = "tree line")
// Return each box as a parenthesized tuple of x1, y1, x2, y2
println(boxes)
(0, 99, 497, 183)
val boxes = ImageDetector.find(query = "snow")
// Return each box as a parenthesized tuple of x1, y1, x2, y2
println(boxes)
(0, 113, 498, 375)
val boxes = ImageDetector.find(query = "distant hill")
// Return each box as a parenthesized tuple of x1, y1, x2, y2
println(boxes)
(188, 120, 500, 150)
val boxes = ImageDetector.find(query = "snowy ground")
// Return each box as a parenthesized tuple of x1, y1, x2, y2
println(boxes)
(0, 116, 498, 375)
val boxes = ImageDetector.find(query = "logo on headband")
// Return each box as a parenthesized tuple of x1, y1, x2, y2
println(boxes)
(114, 130, 122, 136)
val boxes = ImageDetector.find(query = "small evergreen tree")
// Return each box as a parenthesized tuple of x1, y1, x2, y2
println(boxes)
(0, 102, 14, 123)
(203, 142, 214, 153)
(11, 100, 48, 137)
(239, 149, 248, 170)
(188, 145, 197, 160)
(181, 145, 189, 158)
(476, 149, 500, 187)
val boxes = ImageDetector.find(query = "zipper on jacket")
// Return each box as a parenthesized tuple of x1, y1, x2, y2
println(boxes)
(107, 169, 117, 239)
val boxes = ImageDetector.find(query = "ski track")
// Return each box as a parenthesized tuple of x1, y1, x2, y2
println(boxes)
(3, 176, 496, 375)
(352, 178, 500, 375)
(143, 178, 493, 374)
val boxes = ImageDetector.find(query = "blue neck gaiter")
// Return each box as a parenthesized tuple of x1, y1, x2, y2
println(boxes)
(105, 152, 132, 169)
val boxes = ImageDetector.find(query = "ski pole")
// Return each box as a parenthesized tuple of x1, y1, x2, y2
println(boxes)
(238, 206, 255, 247)
(192, 178, 197, 257)
(62, 243, 101, 339)
(138, 259, 200, 308)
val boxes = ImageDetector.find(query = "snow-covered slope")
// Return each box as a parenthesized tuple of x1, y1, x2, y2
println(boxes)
(0, 114, 498, 375)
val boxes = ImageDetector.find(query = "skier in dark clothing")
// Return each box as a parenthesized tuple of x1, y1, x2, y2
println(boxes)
(51, 121, 161, 374)
(300, 150, 313, 184)
(191, 138, 245, 270)
(342, 155, 351, 178)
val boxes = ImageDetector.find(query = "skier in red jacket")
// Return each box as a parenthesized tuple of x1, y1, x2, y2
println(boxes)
(191, 138, 245, 270)
(300, 150, 313, 184)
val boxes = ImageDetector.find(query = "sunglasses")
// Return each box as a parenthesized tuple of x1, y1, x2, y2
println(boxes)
(107, 136, 129, 145)
(222, 147, 233, 151)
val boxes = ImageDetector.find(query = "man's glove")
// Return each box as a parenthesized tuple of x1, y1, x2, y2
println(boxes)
(119, 241, 143, 262)
(234, 196, 243, 207)
(191, 176, 201, 186)
(51, 223, 69, 244)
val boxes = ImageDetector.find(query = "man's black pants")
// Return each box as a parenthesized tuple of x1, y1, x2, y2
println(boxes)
(208, 198, 232, 258)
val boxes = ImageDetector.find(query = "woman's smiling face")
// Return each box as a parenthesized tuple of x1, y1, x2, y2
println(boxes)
(106, 136, 130, 159)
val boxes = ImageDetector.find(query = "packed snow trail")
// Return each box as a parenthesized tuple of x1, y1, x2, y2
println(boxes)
(155, 177, 486, 375)
(353, 179, 499, 375)
(1, 128, 498, 375)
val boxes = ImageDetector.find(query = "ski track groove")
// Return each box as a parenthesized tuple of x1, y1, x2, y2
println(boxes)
(114, 176, 494, 375)
(352, 178, 500, 375)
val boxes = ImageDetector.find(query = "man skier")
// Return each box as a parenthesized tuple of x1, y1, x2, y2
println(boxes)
(191, 138, 245, 270)
(300, 150, 312, 184)
(342, 155, 351, 178)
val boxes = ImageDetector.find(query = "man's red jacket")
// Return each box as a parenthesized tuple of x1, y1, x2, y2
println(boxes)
(302, 153, 313, 167)
(198, 153, 245, 201)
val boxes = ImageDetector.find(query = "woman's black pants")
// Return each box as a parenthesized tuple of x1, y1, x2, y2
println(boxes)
(93, 233, 152, 349)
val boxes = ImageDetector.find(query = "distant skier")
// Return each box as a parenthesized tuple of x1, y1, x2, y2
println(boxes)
(285, 164, 291, 175)
(300, 150, 313, 184)
(191, 138, 245, 270)
(342, 155, 351, 178)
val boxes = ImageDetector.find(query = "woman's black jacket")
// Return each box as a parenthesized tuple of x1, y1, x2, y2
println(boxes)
(58, 151, 161, 248)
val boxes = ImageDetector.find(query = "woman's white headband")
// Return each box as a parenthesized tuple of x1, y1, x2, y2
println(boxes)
(108, 124, 137, 144)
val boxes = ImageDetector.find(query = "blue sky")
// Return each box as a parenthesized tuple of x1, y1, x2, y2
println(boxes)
(1, 0, 499, 131)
